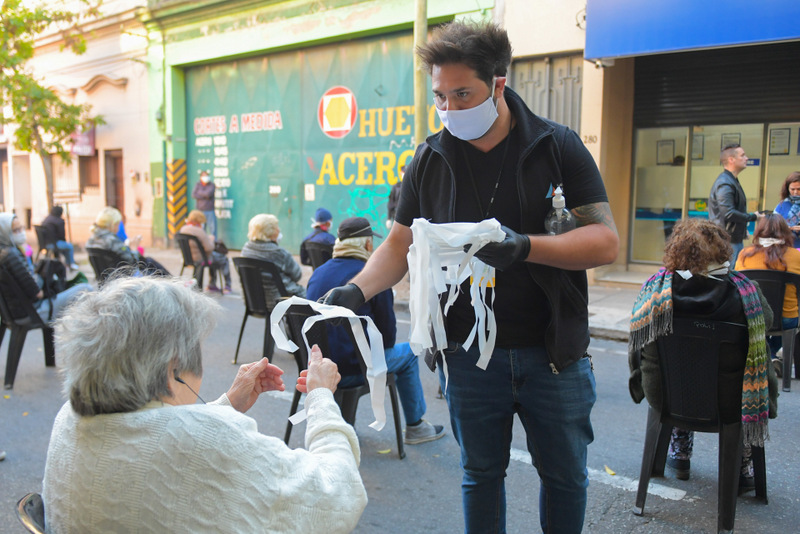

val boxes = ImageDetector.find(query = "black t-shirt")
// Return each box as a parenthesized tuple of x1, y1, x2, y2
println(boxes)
(442, 126, 547, 347)
(395, 110, 608, 349)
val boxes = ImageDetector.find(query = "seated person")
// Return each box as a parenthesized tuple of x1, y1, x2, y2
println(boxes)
(41, 206, 79, 271)
(736, 213, 800, 376)
(241, 213, 306, 298)
(116, 213, 145, 257)
(0, 213, 91, 323)
(300, 207, 335, 267)
(179, 210, 232, 293)
(628, 218, 777, 493)
(86, 207, 171, 276)
(306, 216, 445, 444)
(42, 276, 367, 532)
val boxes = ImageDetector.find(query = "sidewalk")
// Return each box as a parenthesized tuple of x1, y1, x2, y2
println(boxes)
(75, 246, 639, 342)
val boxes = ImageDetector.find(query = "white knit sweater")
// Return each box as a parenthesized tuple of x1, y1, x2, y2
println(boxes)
(42, 389, 367, 533)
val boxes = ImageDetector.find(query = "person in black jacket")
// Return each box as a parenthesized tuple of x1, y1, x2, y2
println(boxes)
(321, 21, 619, 534)
(708, 143, 762, 265)
(0, 213, 91, 323)
(41, 206, 80, 271)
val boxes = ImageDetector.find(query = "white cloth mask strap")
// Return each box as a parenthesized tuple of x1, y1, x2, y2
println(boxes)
(270, 296, 388, 430)
(406, 218, 505, 370)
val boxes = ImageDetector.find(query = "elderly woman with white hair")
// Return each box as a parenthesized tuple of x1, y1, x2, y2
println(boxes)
(0, 213, 91, 324)
(86, 206, 171, 275)
(241, 213, 306, 297)
(42, 276, 367, 533)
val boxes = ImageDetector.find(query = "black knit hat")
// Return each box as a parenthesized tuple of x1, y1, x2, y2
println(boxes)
(338, 217, 383, 240)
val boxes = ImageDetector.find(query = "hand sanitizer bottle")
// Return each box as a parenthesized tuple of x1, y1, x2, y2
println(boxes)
(545, 186, 576, 235)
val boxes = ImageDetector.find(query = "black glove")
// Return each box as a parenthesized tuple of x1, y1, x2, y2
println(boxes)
(472, 225, 531, 271)
(319, 283, 366, 312)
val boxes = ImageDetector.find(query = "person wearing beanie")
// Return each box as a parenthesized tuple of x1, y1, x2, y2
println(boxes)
(300, 207, 336, 268)
(306, 216, 446, 445)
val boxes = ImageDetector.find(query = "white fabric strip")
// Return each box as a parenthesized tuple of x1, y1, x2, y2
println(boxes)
(270, 296, 388, 430)
(407, 219, 505, 371)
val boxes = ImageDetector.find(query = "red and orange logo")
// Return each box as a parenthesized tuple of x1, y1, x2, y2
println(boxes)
(318, 86, 358, 138)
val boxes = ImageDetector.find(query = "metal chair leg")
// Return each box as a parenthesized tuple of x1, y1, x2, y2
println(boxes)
(233, 314, 249, 364)
(387, 380, 406, 459)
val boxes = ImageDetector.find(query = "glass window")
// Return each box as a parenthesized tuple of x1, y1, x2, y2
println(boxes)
(79, 154, 99, 192)
(630, 127, 688, 263)
(764, 122, 800, 212)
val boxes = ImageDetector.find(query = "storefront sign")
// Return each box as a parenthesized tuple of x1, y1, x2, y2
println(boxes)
(70, 126, 95, 156)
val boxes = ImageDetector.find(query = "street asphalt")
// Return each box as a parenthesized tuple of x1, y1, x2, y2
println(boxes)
(2, 247, 799, 533)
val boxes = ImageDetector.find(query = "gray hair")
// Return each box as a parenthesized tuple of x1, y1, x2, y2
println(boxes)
(56, 276, 220, 416)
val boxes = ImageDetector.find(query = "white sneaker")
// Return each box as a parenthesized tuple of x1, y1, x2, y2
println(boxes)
(69, 263, 80, 271)
(404, 420, 446, 445)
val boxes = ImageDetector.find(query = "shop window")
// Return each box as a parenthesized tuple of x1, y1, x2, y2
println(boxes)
(79, 154, 99, 192)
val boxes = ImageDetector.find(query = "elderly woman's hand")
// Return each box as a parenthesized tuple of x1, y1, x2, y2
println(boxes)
(226, 358, 285, 413)
(296, 345, 341, 394)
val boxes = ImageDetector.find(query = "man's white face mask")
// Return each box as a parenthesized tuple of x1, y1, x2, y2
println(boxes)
(436, 77, 499, 141)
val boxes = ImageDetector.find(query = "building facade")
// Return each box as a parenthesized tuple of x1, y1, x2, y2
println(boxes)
(8, 0, 797, 280)
(1, 0, 152, 246)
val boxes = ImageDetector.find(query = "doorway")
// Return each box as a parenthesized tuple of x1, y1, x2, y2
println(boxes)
(104, 150, 124, 211)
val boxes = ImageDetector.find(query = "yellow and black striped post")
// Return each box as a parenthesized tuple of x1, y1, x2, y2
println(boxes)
(166, 159, 188, 239)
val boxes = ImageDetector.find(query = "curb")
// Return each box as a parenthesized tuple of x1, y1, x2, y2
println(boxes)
(395, 299, 630, 342)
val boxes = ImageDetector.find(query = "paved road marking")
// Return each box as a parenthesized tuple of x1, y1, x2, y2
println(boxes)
(509, 447, 687, 501)
(265, 387, 687, 503)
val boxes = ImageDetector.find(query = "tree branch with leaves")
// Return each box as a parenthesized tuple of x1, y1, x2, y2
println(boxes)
(1, 0, 104, 210)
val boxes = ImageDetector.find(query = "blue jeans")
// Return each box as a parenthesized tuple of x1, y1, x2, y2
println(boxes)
(767, 317, 799, 356)
(339, 342, 426, 425)
(203, 210, 217, 238)
(731, 241, 744, 266)
(438, 344, 596, 534)
(55, 240, 75, 264)
(36, 283, 92, 323)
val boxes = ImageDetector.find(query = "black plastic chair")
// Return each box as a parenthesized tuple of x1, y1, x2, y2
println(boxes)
(633, 318, 767, 533)
(16, 493, 45, 534)
(175, 233, 224, 291)
(739, 269, 800, 391)
(0, 265, 55, 389)
(33, 225, 58, 263)
(231, 257, 290, 365)
(304, 241, 333, 270)
(85, 247, 128, 286)
(281, 303, 405, 459)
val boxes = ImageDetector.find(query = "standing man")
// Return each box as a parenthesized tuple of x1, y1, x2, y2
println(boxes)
(708, 143, 759, 265)
(192, 170, 216, 237)
(323, 21, 618, 533)
(307, 216, 445, 444)
(300, 207, 336, 267)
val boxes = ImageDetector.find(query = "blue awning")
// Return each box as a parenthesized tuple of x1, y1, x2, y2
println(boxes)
(585, 0, 800, 61)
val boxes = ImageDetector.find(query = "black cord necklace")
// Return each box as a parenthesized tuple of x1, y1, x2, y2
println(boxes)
(460, 118, 513, 219)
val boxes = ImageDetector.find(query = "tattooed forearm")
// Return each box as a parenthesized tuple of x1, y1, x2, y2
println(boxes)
(572, 202, 618, 233)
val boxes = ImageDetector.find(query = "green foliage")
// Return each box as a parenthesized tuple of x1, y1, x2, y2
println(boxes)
(1, 0, 103, 207)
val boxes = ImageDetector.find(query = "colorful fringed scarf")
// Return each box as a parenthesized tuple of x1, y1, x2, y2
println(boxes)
(629, 268, 770, 447)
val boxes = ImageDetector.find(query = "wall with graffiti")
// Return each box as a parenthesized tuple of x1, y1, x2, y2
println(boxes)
(185, 30, 442, 251)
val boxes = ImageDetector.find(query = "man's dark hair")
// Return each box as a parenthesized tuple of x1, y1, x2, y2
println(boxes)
(51, 206, 63, 217)
(720, 143, 741, 164)
(416, 21, 513, 87)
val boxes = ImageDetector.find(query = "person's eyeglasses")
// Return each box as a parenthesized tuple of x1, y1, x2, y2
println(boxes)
(175, 376, 206, 404)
